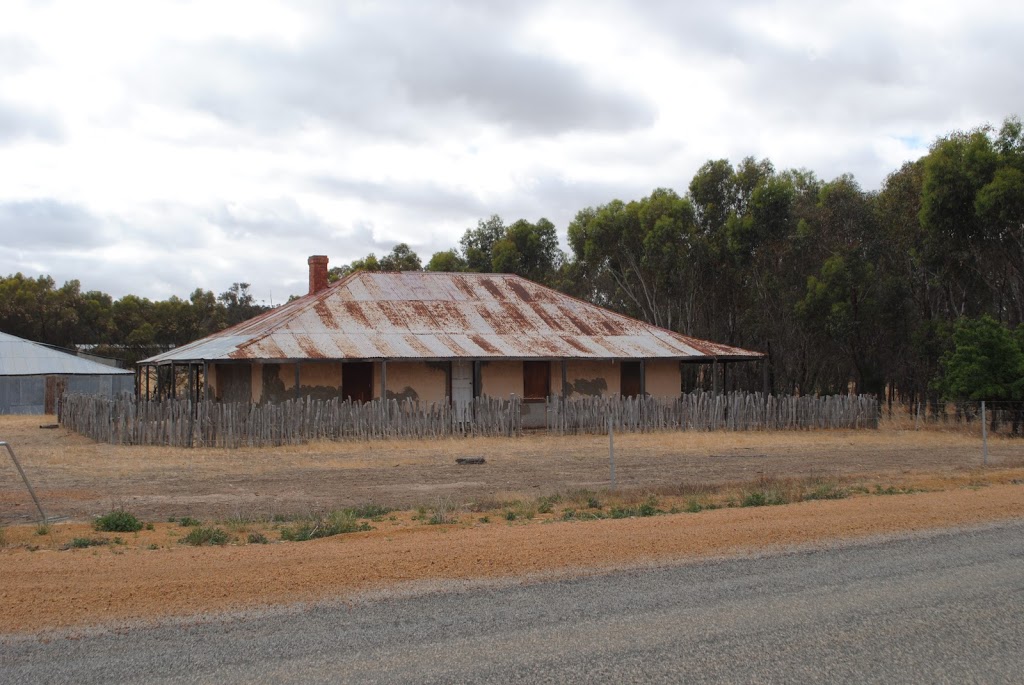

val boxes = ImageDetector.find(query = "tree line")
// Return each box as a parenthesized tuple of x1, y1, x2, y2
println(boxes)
(0, 276, 267, 364)
(3, 116, 1022, 408)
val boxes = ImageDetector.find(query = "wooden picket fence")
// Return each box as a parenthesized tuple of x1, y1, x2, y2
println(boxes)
(59, 390, 878, 447)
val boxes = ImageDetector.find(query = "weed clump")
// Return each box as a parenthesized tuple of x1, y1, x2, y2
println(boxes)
(63, 537, 106, 549)
(181, 527, 231, 546)
(280, 511, 371, 541)
(247, 532, 269, 544)
(94, 509, 143, 532)
(344, 504, 392, 519)
(609, 496, 661, 519)
(803, 483, 848, 501)
(177, 517, 202, 527)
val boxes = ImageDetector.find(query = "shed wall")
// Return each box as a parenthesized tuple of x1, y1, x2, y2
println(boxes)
(0, 374, 133, 415)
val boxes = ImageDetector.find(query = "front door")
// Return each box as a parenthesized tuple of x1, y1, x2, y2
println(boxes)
(451, 361, 473, 421)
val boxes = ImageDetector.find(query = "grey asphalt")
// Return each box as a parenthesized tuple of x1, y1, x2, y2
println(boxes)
(3, 520, 1024, 684)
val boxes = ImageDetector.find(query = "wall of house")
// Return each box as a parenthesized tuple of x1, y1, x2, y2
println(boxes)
(645, 359, 681, 398)
(480, 360, 522, 398)
(381, 361, 447, 403)
(208, 357, 683, 404)
(563, 360, 619, 398)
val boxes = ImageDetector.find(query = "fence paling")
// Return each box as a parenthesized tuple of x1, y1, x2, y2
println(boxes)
(59, 390, 878, 447)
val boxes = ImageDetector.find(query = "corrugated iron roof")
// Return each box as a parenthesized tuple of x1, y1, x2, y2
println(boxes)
(0, 331, 133, 376)
(142, 272, 764, 364)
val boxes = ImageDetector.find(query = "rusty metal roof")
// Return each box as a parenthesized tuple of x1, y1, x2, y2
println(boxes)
(141, 272, 764, 364)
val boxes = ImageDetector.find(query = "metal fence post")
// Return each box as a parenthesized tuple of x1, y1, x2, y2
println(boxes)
(608, 415, 616, 489)
(981, 400, 988, 466)
(1, 441, 48, 525)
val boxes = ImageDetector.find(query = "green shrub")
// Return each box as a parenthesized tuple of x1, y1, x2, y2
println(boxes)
(504, 510, 517, 521)
(177, 517, 202, 527)
(181, 527, 231, 546)
(247, 532, 269, 544)
(35, 524, 50, 536)
(94, 509, 143, 532)
(685, 499, 704, 513)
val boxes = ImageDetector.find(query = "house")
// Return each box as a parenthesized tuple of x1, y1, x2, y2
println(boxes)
(0, 331, 134, 414)
(138, 257, 764, 426)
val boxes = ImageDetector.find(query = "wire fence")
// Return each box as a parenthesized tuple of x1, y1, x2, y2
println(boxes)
(881, 400, 1024, 436)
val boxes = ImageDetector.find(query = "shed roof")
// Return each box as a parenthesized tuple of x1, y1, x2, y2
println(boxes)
(142, 272, 763, 364)
(0, 331, 133, 376)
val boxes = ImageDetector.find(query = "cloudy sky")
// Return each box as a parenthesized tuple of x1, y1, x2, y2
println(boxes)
(1, 0, 1021, 302)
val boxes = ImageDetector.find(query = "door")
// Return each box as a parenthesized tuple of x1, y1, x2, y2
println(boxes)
(620, 361, 642, 398)
(523, 361, 551, 400)
(451, 361, 473, 421)
(44, 375, 67, 415)
(342, 362, 374, 403)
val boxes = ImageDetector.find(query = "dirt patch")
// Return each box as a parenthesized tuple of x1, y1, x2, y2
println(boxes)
(2, 415, 1022, 524)
(1, 483, 1023, 634)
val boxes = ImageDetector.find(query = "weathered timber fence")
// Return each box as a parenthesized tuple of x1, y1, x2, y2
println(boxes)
(59, 394, 523, 447)
(547, 391, 878, 434)
(60, 390, 878, 447)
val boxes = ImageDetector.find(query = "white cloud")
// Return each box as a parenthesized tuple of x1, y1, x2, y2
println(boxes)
(0, 0, 1021, 300)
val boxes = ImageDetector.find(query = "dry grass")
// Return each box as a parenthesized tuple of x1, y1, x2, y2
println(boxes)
(2, 413, 1023, 525)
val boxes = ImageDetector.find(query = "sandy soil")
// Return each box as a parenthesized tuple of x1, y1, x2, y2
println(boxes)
(2, 482, 1023, 634)
(3, 414, 1023, 635)
(2, 415, 1022, 524)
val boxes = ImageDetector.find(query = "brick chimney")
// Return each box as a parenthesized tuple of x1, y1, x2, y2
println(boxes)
(308, 255, 329, 295)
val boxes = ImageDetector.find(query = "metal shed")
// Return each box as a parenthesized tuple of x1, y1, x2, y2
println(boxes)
(0, 331, 133, 415)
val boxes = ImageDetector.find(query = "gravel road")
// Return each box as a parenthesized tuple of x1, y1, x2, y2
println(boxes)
(4, 520, 1023, 684)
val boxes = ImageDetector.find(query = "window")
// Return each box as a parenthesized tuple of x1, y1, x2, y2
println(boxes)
(522, 361, 551, 400)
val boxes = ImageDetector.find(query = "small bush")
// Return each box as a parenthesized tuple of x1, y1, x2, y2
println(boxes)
(35, 524, 50, 536)
(504, 510, 517, 521)
(94, 509, 143, 533)
(586, 497, 602, 510)
(685, 499, 704, 513)
(0, 527, 6, 547)
(64, 537, 106, 549)
(247, 532, 269, 544)
(181, 527, 231, 546)
(145, 522, 155, 531)
(177, 517, 202, 527)
(280, 511, 371, 541)
(478, 516, 490, 524)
